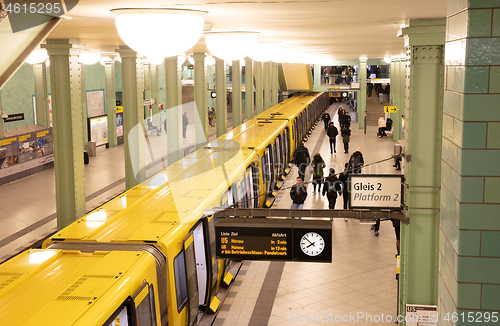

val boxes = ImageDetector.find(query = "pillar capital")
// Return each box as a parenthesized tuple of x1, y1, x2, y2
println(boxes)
(116, 46, 142, 59)
(400, 18, 446, 46)
(192, 52, 206, 61)
(42, 39, 81, 56)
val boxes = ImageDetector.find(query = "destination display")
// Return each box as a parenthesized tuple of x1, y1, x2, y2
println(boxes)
(216, 218, 332, 263)
(349, 174, 404, 210)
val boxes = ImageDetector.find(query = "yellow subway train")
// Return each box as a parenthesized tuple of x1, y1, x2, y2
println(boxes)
(0, 92, 328, 326)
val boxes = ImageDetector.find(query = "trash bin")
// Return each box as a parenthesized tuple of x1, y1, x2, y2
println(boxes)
(88, 141, 97, 157)
(83, 151, 89, 164)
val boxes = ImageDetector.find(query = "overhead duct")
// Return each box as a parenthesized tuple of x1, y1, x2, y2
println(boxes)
(281, 63, 313, 91)
(0, 13, 61, 89)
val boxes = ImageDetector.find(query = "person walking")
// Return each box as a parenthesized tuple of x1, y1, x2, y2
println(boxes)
(292, 143, 310, 181)
(182, 112, 188, 138)
(341, 126, 351, 153)
(326, 122, 338, 154)
(349, 147, 364, 174)
(290, 176, 307, 219)
(385, 84, 391, 103)
(378, 86, 384, 104)
(367, 82, 373, 97)
(311, 153, 326, 194)
(322, 109, 331, 130)
(338, 163, 350, 221)
(322, 168, 342, 209)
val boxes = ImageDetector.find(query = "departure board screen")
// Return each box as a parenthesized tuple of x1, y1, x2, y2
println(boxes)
(216, 227, 292, 260)
(215, 218, 332, 263)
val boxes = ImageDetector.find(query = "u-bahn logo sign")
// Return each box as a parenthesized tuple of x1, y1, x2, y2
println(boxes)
(2, 1, 79, 33)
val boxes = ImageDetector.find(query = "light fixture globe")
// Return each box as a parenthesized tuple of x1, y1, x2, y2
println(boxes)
(249, 42, 280, 62)
(205, 32, 258, 61)
(112, 8, 207, 58)
(25, 49, 48, 64)
(79, 53, 101, 65)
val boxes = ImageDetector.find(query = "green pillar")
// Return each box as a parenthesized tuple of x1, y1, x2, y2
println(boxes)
(81, 63, 88, 151)
(254, 61, 263, 115)
(165, 56, 183, 164)
(207, 63, 216, 111)
(313, 64, 321, 91)
(390, 57, 399, 140)
(105, 60, 117, 147)
(271, 62, 278, 106)
(439, 1, 500, 321)
(0, 92, 4, 138)
(399, 18, 446, 320)
(144, 62, 151, 119)
(232, 59, 242, 128)
(263, 61, 271, 110)
(358, 58, 367, 130)
(43, 39, 86, 230)
(117, 46, 145, 188)
(215, 58, 227, 137)
(193, 52, 208, 148)
(150, 64, 159, 126)
(245, 57, 254, 121)
(395, 57, 406, 141)
(33, 62, 50, 128)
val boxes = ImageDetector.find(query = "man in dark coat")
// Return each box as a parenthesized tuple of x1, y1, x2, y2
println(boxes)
(322, 110, 331, 130)
(338, 163, 351, 221)
(290, 176, 307, 219)
(292, 143, 310, 181)
(326, 122, 338, 154)
(349, 147, 365, 174)
(322, 168, 342, 209)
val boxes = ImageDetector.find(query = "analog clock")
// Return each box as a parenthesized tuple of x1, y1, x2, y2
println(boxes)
(300, 232, 325, 256)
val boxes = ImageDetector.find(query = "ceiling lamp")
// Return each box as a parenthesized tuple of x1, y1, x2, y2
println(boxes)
(249, 42, 281, 62)
(205, 32, 259, 61)
(112, 8, 207, 58)
(25, 49, 48, 64)
(80, 52, 101, 65)
(206, 55, 215, 66)
(146, 56, 165, 65)
(384, 57, 391, 64)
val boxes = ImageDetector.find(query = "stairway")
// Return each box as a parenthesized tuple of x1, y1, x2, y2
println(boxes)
(365, 88, 387, 126)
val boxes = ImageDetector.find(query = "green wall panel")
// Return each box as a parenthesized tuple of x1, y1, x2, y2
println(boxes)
(489, 66, 500, 93)
(468, 9, 493, 37)
(493, 9, 500, 36)
(463, 94, 500, 121)
(484, 177, 500, 203)
(481, 230, 500, 256)
(466, 38, 500, 65)
(487, 122, 500, 148)
(458, 256, 500, 283)
(482, 284, 500, 310)
(468, 0, 500, 8)
(458, 203, 500, 230)
(464, 66, 489, 93)
(0, 63, 35, 130)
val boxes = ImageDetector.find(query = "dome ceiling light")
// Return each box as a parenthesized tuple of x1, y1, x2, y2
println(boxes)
(112, 8, 207, 58)
(25, 49, 48, 64)
(205, 32, 259, 61)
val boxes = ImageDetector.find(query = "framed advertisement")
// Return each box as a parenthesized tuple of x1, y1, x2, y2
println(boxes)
(88, 115, 109, 147)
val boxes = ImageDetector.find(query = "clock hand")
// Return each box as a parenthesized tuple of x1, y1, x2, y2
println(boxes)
(304, 237, 313, 245)
(307, 242, 315, 248)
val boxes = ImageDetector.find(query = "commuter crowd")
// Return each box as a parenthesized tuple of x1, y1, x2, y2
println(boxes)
(289, 106, 401, 256)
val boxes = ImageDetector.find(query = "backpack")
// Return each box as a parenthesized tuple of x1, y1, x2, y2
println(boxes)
(327, 125, 338, 138)
(350, 153, 363, 170)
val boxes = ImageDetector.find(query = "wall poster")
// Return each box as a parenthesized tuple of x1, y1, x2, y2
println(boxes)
(88, 115, 109, 147)
(86, 89, 105, 118)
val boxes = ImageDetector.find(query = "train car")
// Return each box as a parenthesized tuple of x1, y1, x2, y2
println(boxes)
(0, 92, 328, 326)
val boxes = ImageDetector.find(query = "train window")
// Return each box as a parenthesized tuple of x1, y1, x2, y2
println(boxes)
(136, 285, 156, 326)
(184, 235, 199, 325)
(245, 168, 253, 208)
(239, 178, 248, 208)
(103, 298, 135, 326)
(207, 216, 219, 292)
(284, 128, 290, 164)
(173, 251, 188, 313)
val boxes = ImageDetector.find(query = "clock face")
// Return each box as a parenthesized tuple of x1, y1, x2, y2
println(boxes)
(300, 232, 325, 256)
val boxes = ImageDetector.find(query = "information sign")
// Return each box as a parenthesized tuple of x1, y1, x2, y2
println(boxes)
(384, 106, 397, 113)
(349, 174, 404, 210)
(88, 115, 109, 146)
(216, 218, 332, 263)
(405, 304, 438, 326)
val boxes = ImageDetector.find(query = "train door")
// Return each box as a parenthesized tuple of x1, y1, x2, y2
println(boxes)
(105, 282, 158, 326)
(182, 234, 200, 326)
(275, 136, 282, 176)
(206, 215, 219, 300)
(261, 148, 271, 195)
(245, 166, 254, 208)
(193, 222, 208, 307)
(284, 128, 290, 166)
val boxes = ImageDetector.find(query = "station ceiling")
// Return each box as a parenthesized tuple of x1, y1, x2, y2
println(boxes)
(47, 0, 448, 60)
